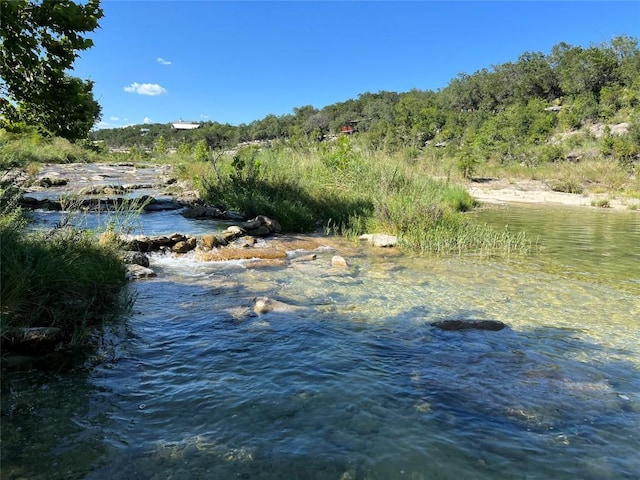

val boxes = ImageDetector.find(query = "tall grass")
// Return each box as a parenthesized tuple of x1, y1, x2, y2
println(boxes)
(181, 137, 531, 254)
(0, 128, 97, 169)
(0, 184, 130, 353)
(1, 224, 129, 351)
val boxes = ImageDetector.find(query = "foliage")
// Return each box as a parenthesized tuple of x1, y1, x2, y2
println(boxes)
(456, 146, 478, 180)
(191, 139, 525, 254)
(0, 0, 103, 141)
(86, 34, 639, 207)
(0, 223, 129, 351)
(0, 128, 97, 169)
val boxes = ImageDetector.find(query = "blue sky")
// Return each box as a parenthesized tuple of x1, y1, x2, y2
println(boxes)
(71, 1, 640, 129)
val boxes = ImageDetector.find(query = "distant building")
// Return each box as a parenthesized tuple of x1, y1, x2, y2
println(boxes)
(172, 121, 200, 130)
(340, 120, 358, 135)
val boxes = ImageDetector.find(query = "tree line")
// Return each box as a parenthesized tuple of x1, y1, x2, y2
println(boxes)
(92, 35, 639, 163)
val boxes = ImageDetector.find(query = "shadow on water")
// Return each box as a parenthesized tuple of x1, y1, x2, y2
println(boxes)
(358, 308, 640, 480)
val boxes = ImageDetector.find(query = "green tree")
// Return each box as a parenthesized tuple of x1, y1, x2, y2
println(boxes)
(154, 135, 167, 155)
(194, 139, 208, 162)
(0, 0, 103, 140)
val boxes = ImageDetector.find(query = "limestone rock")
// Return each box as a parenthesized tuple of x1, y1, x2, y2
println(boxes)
(359, 233, 398, 248)
(37, 176, 68, 187)
(242, 215, 282, 236)
(172, 237, 196, 253)
(21, 327, 63, 343)
(241, 219, 262, 230)
(181, 205, 223, 218)
(223, 210, 246, 221)
(253, 297, 304, 314)
(331, 255, 348, 268)
(122, 251, 150, 267)
(126, 264, 157, 280)
(291, 254, 317, 263)
(248, 225, 271, 237)
(199, 234, 226, 250)
(221, 226, 246, 243)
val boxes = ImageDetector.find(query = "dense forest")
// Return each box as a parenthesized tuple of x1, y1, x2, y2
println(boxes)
(92, 36, 640, 167)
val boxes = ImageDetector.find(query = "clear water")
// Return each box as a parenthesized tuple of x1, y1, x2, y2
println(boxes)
(2, 205, 639, 480)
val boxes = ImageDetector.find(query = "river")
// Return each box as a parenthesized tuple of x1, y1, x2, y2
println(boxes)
(2, 203, 639, 479)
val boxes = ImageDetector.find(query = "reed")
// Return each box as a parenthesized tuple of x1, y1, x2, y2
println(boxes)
(187, 138, 531, 255)
(0, 182, 131, 353)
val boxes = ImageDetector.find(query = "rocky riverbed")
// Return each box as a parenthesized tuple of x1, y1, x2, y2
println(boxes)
(14, 162, 399, 281)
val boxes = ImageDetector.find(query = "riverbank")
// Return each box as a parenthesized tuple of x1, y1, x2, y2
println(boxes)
(465, 177, 640, 211)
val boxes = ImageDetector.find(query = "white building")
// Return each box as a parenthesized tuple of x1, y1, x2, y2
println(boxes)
(172, 121, 200, 130)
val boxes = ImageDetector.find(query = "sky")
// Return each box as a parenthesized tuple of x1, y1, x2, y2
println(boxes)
(70, 1, 640, 129)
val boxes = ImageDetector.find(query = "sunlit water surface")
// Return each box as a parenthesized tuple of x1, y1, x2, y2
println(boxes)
(2, 205, 639, 479)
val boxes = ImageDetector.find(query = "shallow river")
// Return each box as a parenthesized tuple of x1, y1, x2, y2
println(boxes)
(2, 204, 639, 479)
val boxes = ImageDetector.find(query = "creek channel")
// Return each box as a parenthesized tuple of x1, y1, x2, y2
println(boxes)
(1, 163, 639, 479)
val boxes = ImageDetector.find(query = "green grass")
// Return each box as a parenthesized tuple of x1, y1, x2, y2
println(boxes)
(178, 138, 532, 255)
(0, 128, 98, 169)
(0, 189, 130, 354)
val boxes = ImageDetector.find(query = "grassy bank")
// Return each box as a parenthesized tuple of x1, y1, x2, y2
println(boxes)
(0, 126, 99, 171)
(0, 186, 130, 356)
(171, 136, 535, 254)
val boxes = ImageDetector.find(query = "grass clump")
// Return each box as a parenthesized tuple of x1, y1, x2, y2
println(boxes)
(1, 186, 130, 354)
(183, 137, 531, 255)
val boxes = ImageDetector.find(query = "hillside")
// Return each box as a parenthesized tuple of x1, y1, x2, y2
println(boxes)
(91, 36, 639, 172)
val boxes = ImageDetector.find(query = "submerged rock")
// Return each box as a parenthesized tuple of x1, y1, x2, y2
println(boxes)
(331, 255, 348, 268)
(253, 297, 305, 314)
(430, 319, 507, 331)
(181, 205, 224, 218)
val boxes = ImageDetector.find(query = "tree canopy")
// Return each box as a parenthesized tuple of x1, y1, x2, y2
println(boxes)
(0, 0, 103, 140)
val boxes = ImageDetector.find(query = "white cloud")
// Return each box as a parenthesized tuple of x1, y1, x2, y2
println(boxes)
(157, 57, 172, 66)
(143, 117, 153, 124)
(200, 114, 209, 119)
(124, 82, 167, 96)
(109, 116, 120, 121)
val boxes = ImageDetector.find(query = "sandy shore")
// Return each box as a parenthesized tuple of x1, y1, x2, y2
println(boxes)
(464, 178, 640, 211)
